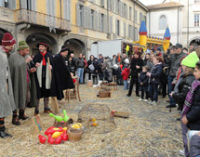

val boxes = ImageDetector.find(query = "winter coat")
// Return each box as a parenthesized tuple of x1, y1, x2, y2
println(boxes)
(76, 58, 85, 68)
(186, 85, 200, 130)
(150, 63, 163, 84)
(144, 59, 153, 72)
(121, 68, 130, 80)
(68, 58, 76, 73)
(0, 47, 16, 117)
(130, 58, 144, 79)
(139, 72, 149, 86)
(51, 54, 74, 100)
(173, 74, 195, 110)
(169, 52, 186, 77)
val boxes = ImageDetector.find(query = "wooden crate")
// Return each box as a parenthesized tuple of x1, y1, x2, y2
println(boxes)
(97, 90, 111, 98)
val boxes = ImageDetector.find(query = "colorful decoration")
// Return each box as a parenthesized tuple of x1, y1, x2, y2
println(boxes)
(163, 27, 171, 52)
(49, 110, 70, 122)
(40, 126, 69, 145)
(139, 21, 147, 49)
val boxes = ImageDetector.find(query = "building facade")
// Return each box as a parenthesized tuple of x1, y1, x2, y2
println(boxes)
(147, 0, 200, 47)
(0, 0, 147, 57)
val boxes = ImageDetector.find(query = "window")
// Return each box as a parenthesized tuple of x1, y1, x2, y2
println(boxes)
(91, 9, 95, 29)
(117, 0, 120, 14)
(159, 15, 167, 30)
(100, 14, 105, 32)
(64, 0, 71, 20)
(116, 20, 120, 36)
(140, 12, 143, 23)
(129, 7, 132, 20)
(80, 5, 84, 27)
(194, 14, 200, 27)
(100, 0, 104, 8)
(134, 10, 138, 23)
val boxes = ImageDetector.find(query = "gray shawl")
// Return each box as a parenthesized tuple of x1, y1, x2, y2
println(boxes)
(9, 52, 27, 110)
(0, 47, 16, 117)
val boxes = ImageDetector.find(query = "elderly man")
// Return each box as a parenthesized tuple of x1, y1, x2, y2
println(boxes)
(0, 32, 16, 137)
(9, 41, 35, 124)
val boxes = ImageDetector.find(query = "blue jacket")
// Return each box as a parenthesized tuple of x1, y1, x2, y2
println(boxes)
(150, 63, 163, 84)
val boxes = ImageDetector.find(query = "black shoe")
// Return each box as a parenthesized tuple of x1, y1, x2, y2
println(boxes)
(19, 110, 29, 120)
(0, 131, 12, 138)
(12, 117, 21, 126)
(166, 105, 176, 108)
(127, 94, 131, 97)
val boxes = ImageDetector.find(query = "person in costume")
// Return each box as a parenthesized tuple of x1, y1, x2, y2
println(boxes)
(33, 42, 53, 115)
(0, 32, 16, 138)
(9, 41, 33, 123)
(51, 47, 75, 100)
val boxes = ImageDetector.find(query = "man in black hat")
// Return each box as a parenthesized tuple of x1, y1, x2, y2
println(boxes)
(166, 43, 186, 108)
(51, 47, 74, 100)
(33, 42, 54, 115)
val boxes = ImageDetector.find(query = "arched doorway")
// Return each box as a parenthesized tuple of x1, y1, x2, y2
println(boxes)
(63, 38, 85, 57)
(26, 33, 57, 56)
(0, 28, 10, 45)
(190, 38, 200, 46)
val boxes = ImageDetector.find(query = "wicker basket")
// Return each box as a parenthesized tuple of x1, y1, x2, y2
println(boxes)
(68, 128, 83, 142)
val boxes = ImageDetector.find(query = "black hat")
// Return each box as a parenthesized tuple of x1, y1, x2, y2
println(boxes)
(37, 42, 49, 48)
(175, 43, 183, 49)
(60, 47, 69, 53)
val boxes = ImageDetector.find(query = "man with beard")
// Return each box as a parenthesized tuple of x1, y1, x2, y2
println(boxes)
(33, 42, 53, 115)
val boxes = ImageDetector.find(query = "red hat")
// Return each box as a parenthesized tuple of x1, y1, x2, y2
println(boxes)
(37, 42, 49, 48)
(2, 32, 16, 46)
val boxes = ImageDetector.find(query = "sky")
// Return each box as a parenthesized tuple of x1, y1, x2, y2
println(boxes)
(139, 0, 164, 5)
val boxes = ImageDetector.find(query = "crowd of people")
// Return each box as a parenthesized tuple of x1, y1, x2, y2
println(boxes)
(1, 32, 200, 157)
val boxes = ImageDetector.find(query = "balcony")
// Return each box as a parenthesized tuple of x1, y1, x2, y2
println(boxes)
(0, 6, 14, 23)
(15, 9, 71, 32)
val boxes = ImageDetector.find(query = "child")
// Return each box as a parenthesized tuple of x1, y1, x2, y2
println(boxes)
(138, 66, 149, 101)
(121, 65, 130, 90)
(147, 56, 163, 105)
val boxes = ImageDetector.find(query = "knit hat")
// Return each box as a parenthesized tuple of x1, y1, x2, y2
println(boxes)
(2, 32, 16, 46)
(181, 51, 200, 68)
(17, 41, 29, 51)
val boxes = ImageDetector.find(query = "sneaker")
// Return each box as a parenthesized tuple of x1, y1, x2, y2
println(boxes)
(152, 101, 157, 106)
(144, 99, 148, 102)
(147, 101, 153, 105)
(138, 98, 142, 101)
(179, 150, 184, 156)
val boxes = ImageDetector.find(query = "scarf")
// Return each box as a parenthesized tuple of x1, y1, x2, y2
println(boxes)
(40, 51, 47, 66)
(182, 80, 200, 116)
(118, 56, 121, 63)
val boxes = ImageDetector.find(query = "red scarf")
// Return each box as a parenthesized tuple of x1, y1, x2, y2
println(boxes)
(2, 47, 10, 53)
(40, 51, 47, 66)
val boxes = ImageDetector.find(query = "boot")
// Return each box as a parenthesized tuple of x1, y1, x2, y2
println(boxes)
(12, 111, 20, 125)
(12, 117, 20, 125)
(19, 109, 29, 120)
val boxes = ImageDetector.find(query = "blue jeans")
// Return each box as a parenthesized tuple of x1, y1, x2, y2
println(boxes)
(77, 68, 84, 84)
(181, 122, 189, 157)
(168, 76, 176, 105)
(123, 80, 128, 90)
(149, 83, 158, 102)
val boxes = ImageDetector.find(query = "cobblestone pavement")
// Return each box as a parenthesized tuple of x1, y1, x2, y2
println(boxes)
(0, 85, 183, 157)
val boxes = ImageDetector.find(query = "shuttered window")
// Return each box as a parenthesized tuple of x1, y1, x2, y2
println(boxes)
(63, 0, 71, 20)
